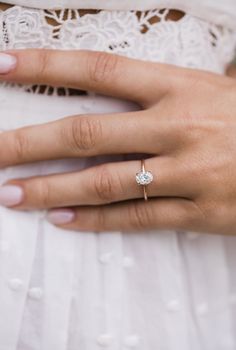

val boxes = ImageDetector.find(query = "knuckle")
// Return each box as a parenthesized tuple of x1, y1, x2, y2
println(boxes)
(202, 201, 226, 226)
(177, 201, 206, 231)
(174, 208, 192, 229)
(95, 207, 106, 231)
(211, 205, 230, 234)
(184, 119, 215, 140)
(34, 178, 52, 208)
(13, 130, 29, 161)
(93, 165, 118, 203)
(36, 50, 50, 79)
(129, 202, 153, 230)
(65, 116, 102, 153)
(87, 51, 119, 84)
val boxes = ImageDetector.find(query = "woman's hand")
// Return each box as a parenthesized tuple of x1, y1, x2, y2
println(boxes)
(0, 49, 235, 235)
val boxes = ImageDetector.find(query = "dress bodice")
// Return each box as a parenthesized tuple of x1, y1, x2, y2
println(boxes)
(2, 0, 236, 29)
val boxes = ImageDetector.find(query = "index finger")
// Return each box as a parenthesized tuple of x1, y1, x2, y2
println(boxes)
(0, 49, 175, 105)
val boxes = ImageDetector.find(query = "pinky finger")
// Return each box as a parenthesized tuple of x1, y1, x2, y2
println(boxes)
(47, 198, 202, 233)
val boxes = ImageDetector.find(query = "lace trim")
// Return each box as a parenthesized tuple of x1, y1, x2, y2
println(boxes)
(0, 6, 235, 96)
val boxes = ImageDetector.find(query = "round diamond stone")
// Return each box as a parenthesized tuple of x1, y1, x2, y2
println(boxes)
(136, 171, 153, 185)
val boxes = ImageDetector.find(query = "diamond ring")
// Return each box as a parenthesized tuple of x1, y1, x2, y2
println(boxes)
(136, 159, 153, 201)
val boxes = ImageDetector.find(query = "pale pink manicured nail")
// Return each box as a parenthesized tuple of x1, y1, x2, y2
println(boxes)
(0, 185, 24, 207)
(0, 53, 17, 74)
(47, 209, 76, 225)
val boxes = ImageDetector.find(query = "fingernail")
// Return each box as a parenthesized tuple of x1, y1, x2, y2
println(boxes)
(0, 185, 24, 207)
(0, 53, 17, 74)
(47, 209, 75, 225)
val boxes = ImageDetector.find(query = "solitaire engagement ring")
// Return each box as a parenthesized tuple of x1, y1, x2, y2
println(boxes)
(136, 159, 154, 201)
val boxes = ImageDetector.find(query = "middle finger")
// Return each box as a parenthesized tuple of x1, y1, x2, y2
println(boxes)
(0, 110, 181, 167)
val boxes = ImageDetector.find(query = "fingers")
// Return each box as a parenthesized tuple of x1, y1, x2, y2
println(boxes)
(0, 49, 174, 104)
(0, 158, 195, 210)
(0, 110, 180, 167)
(47, 198, 200, 232)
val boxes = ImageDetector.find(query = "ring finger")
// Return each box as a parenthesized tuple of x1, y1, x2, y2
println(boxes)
(0, 157, 195, 210)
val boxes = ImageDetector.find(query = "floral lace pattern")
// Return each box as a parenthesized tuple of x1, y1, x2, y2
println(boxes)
(0, 6, 235, 95)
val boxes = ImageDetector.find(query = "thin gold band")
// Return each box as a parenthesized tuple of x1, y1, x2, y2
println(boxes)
(136, 159, 153, 201)
(141, 159, 148, 201)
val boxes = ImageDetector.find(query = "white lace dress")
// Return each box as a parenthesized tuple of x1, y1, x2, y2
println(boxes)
(0, 2, 236, 350)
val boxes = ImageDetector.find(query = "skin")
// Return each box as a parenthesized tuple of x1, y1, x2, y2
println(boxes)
(227, 64, 236, 78)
